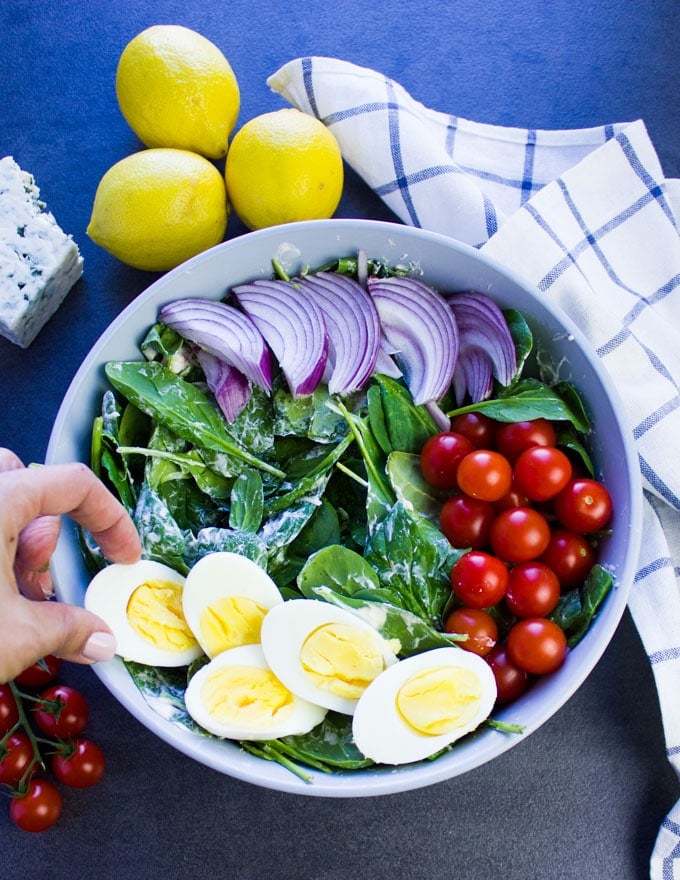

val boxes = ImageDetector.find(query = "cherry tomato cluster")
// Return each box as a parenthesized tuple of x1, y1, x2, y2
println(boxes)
(419, 411, 613, 705)
(0, 657, 105, 832)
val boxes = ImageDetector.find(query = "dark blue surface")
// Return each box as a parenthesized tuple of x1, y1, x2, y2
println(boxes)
(1, 1, 678, 877)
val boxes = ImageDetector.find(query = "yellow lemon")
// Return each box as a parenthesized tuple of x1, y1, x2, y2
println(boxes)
(116, 25, 240, 160)
(87, 148, 228, 272)
(225, 109, 344, 230)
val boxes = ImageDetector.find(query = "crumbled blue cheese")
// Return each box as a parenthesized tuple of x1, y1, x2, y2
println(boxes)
(0, 156, 83, 347)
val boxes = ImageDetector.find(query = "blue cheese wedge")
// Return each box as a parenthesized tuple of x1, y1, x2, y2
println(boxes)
(0, 156, 83, 347)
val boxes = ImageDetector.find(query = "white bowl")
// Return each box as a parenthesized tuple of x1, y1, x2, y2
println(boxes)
(46, 219, 642, 797)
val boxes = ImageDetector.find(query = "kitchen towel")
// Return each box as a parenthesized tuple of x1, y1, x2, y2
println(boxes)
(268, 56, 680, 880)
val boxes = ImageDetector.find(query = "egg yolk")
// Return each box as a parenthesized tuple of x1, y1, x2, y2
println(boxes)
(201, 665, 295, 729)
(299, 623, 386, 700)
(126, 579, 198, 653)
(199, 596, 268, 657)
(396, 665, 482, 736)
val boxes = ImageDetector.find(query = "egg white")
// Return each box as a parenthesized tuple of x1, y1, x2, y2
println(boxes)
(184, 644, 327, 740)
(84, 559, 203, 667)
(182, 551, 283, 658)
(260, 599, 399, 715)
(352, 647, 497, 765)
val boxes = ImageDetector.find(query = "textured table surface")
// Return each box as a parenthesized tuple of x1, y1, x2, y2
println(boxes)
(1, 1, 678, 877)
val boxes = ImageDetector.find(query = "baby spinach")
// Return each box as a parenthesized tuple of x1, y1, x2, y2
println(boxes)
(105, 361, 285, 479)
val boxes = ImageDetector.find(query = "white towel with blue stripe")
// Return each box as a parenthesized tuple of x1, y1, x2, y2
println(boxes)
(269, 56, 680, 880)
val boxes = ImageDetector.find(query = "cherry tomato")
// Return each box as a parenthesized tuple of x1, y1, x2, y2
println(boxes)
(51, 738, 105, 789)
(493, 484, 531, 512)
(439, 494, 495, 549)
(539, 528, 596, 588)
(485, 644, 529, 704)
(554, 478, 613, 533)
(0, 683, 19, 736)
(456, 449, 513, 502)
(0, 731, 36, 787)
(33, 685, 89, 739)
(513, 445, 572, 502)
(14, 656, 62, 689)
(505, 561, 561, 618)
(444, 607, 498, 656)
(495, 418, 557, 463)
(419, 432, 474, 490)
(507, 618, 568, 675)
(448, 411, 497, 449)
(489, 507, 551, 562)
(450, 551, 509, 608)
(10, 777, 62, 833)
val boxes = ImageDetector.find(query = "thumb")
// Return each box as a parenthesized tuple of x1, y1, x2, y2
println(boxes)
(1, 594, 117, 683)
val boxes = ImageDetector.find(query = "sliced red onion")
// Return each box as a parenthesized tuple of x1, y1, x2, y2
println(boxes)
(453, 347, 494, 405)
(367, 276, 459, 406)
(195, 348, 251, 423)
(158, 298, 272, 391)
(446, 291, 517, 388)
(297, 272, 381, 394)
(375, 348, 403, 379)
(232, 279, 328, 397)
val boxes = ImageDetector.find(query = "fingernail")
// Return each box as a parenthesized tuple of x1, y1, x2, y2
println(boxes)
(82, 632, 117, 662)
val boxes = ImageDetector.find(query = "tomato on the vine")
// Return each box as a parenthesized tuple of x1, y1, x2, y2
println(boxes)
(456, 449, 513, 502)
(0, 683, 19, 736)
(485, 644, 530, 704)
(554, 478, 613, 533)
(419, 431, 474, 490)
(507, 618, 568, 675)
(9, 777, 62, 833)
(450, 550, 509, 608)
(14, 656, 61, 690)
(495, 418, 557, 463)
(0, 731, 36, 788)
(439, 494, 495, 549)
(489, 506, 551, 563)
(505, 561, 561, 618)
(448, 412, 497, 449)
(539, 528, 597, 588)
(51, 739, 105, 789)
(32, 685, 89, 739)
(444, 607, 498, 656)
(513, 445, 573, 502)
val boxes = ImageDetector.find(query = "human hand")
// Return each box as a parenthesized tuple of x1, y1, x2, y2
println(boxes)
(0, 448, 141, 683)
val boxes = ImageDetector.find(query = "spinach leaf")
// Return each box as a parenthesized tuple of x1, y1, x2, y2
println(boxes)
(183, 527, 269, 571)
(105, 361, 285, 479)
(368, 374, 438, 454)
(386, 451, 446, 525)
(503, 307, 533, 379)
(364, 501, 457, 625)
(271, 712, 373, 770)
(447, 378, 591, 431)
(133, 484, 189, 574)
(273, 385, 356, 443)
(92, 392, 137, 512)
(298, 544, 381, 598)
(229, 469, 264, 532)
(124, 661, 207, 736)
(548, 564, 613, 647)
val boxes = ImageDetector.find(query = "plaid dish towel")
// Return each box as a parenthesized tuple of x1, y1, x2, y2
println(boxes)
(268, 57, 680, 879)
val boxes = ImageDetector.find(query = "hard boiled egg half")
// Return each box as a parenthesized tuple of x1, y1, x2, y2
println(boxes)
(181, 551, 283, 659)
(352, 646, 497, 765)
(84, 559, 203, 667)
(260, 599, 399, 715)
(184, 644, 327, 740)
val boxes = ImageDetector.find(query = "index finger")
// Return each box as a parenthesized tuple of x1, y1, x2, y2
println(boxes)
(0, 462, 141, 566)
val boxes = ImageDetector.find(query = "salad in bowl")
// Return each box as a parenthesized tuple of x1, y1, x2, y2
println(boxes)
(46, 219, 642, 797)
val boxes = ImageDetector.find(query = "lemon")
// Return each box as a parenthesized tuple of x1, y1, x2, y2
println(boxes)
(87, 148, 228, 272)
(225, 109, 344, 230)
(116, 25, 240, 160)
